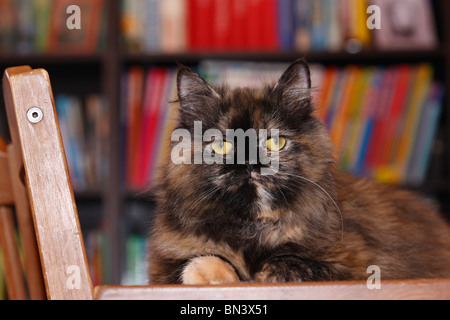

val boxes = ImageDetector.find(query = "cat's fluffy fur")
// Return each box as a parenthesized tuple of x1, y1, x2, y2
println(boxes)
(147, 60, 450, 284)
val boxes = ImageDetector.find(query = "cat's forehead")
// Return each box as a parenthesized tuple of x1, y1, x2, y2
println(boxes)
(218, 86, 274, 130)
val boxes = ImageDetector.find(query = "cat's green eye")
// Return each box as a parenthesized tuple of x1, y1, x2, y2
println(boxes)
(266, 136, 286, 151)
(212, 140, 233, 155)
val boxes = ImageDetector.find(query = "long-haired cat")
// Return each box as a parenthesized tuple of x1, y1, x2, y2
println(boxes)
(147, 59, 450, 284)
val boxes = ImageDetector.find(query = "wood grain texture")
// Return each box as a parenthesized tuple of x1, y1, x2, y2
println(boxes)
(7, 144, 46, 299)
(0, 150, 13, 206)
(3, 66, 93, 299)
(0, 206, 27, 300)
(95, 278, 450, 300)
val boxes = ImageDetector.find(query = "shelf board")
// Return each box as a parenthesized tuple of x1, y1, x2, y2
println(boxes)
(0, 53, 103, 66)
(0, 47, 447, 67)
(121, 47, 448, 64)
(74, 188, 104, 201)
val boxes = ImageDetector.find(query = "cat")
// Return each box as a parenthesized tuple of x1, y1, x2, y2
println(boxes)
(147, 59, 450, 284)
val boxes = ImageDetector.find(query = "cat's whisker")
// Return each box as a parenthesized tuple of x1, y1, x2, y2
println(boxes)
(186, 185, 220, 214)
(283, 173, 344, 241)
(273, 183, 289, 205)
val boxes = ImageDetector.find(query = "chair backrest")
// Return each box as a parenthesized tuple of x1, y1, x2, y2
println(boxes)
(2, 66, 93, 299)
(0, 137, 46, 300)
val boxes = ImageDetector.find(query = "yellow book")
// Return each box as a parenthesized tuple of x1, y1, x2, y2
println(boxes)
(330, 66, 360, 156)
(342, 67, 373, 170)
(352, 0, 371, 47)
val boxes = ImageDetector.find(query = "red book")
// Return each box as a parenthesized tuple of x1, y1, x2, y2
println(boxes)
(189, 0, 215, 51)
(213, 0, 232, 51)
(377, 65, 411, 167)
(187, 0, 198, 50)
(261, 0, 278, 51)
(247, 0, 264, 50)
(230, 0, 249, 50)
(126, 66, 144, 188)
(135, 67, 166, 188)
(366, 69, 395, 172)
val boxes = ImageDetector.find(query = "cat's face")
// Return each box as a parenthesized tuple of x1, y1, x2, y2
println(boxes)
(166, 60, 335, 226)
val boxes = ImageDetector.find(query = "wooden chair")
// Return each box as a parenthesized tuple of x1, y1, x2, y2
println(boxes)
(2, 65, 450, 300)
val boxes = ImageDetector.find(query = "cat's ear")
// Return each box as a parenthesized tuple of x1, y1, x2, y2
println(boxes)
(176, 64, 221, 127)
(177, 64, 220, 103)
(271, 59, 312, 117)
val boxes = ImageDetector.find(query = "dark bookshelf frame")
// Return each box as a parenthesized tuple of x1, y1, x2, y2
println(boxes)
(1, 0, 450, 284)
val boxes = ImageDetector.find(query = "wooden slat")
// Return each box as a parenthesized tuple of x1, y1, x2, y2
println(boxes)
(3, 66, 93, 300)
(7, 144, 46, 299)
(0, 206, 27, 300)
(95, 278, 450, 300)
(0, 140, 13, 206)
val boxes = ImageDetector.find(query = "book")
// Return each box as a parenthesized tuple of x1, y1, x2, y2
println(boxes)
(0, 0, 16, 54)
(247, 0, 264, 50)
(121, 0, 145, 52)
(370, 0, 438, 51)
(148, 69, 175, 184)
(357, 71, 384, 175)
(55, 95, 87, 191)
(261, 0, 279, 50)
(341, 67, 374, 173)
(154, 69, 179, 179)
(408, 83, 444, 185)
(33, 0, 52, 52)
(397, 64, 433, 183)
(294, 0, 311, 52)
(0, 0, 106, 54)
(48, 0, 105, 53)
(278, 0, 295, 50)
(136, 67, 165, 188)
(230, 0, 249, 50)
(160, 0, 186, 53)
(213, 0, 233, 50)
(125, 66, 145, 189)
(142, 0, 161, 52)
(122, 234, 147, 285)
(190, 0, 215, 51)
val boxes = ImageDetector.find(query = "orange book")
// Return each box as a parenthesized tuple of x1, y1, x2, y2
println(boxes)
(330, 66, 360, 155)
(316, 67, 337, 121)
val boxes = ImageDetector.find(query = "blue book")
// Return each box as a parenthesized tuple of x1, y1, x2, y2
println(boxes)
(278, 0, 295, 50)
(408, 83, 444, 186)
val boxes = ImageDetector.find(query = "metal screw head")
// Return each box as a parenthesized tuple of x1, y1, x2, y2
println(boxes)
(27, 107, 43, 123)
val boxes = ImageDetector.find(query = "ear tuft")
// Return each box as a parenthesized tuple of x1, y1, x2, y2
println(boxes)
(275, 58, 311, 92)
(271, 59, 313, 119)
(177, 64, 219, 100)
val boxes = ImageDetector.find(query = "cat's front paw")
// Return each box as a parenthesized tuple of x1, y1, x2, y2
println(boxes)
(254, 256, 327, 283)
(181, 256, 240, 285)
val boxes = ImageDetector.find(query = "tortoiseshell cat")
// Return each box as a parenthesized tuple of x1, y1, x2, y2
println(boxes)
(147, 59, 450, 284)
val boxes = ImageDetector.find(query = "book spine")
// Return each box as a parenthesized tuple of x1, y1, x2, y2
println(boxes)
(278, 0, 295, 50)
(212, 0, 232, 51)
(247, 0, 264, 50)
(230, 0, 249, 50)
(261, 0, 279, 50)
(126, 66, 145, 189)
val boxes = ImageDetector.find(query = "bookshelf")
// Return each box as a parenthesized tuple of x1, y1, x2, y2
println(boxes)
(1, 0, 450, 286)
